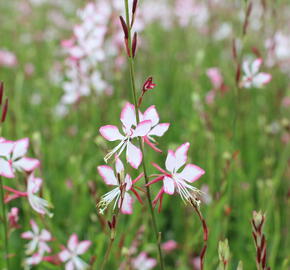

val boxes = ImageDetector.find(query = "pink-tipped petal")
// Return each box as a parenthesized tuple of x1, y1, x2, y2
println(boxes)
(97, 165, 118, 186)
(12, 138, 29, 160)
(254, 73, 272, 87)
(120, 102, 136, 130)
(126, 142, 142, 169)
(165, 150, 176, 173)
(14, 157, 40, 172)
(132, 120, 152, 138)
(163, 176, 175, 195)
(65, 260, 74, 270)
(68, 234, 78, 252)
(0, 159, 14, 178)
(120, 192, 133, 214)
(251, 58, 263, 74)
(0, 141, 14, 157)
(21, 231, 34, 239)
(40, 229, 52, 241)
(115, 156, 124, 174)
(99, 125, 124, 141)
(124, 174, 132, 191)
(174, 142, 190, 171)
(143, 105, 159, 126)
(179, 164, 205, 182)
(148, 123, 170, 137)
(59, 249, 70, 262)
(76, 240, 91, 255)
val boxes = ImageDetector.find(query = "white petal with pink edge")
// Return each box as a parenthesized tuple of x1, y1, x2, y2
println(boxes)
(174, 142, 190, 171)
(120, 102, 136, 131)
(124, 174, 132, 191)
(163, 176, 175, 195)
(143, 105, 160, 126)
(132, 120, 152, 138)
(13, 157, 40, 172)
(165, 150, 176, 173)
(126, 142, 142, 169)
(115, 156, 124, 174)
(76, 240, 91, 255)
(148, 123, 170, 137)
(12, 138, 29, 160)
(120, 192, 133, 214)
(21, 231, 34, 239)
(98, 165, 118, 186)
(59, 249, 71, 262)
(251, 58, 263, 74)
(0, 141, 14, 157)
(253, 73, 272, 87)
(0, 159, 14, 178)
(178, 164, 205, 182)
(65, 260, 75, 270)
(68, 234, 78, 252)
(99, 125, 124, 141)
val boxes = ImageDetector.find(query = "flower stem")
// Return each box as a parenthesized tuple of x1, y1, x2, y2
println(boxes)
(0, 177, 10, 269)
(123, 1, 165, 269)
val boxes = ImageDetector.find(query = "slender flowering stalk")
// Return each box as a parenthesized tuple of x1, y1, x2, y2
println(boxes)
(0, 82, 10, 269)
(122, 0, 165, 268)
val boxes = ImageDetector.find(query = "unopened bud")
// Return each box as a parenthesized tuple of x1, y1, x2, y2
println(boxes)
(1, 98, 8, 123)
(132, 32, 137, 58)
(0, 81, 3, 106)
(119, 16, 128, 39)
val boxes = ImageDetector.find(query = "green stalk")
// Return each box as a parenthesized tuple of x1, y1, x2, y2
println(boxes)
(123, 1, 165, 269)
(0, 177, 10, 270)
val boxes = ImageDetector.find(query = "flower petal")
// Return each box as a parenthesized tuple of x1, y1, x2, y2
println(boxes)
(0, 159, 14, 178)
(120, 192, 133, 214)
(97, 165, 118, 185)
(115, 156, 124, 174)
(12, 138, 29, 160)
(99, 125, 124, 141)
(253, 73, 272, 87)
(143, 105, 159, 126)
(120, 102, 136, 130)
(0, 141, 14, 157)
(251, 58, 263, 74)
(179, 164, 205, 182)
(174, 142, 190, 171)
(21, 231, 34, 239)
(40, 229, 52, 241)
(13, 157, 40, 172)
(163, 176, 175, 195)
(124, 174, 132, 191)
(165, 150, 176, 173)
(59, 249, 71, 262)
(76, 240, 91, 255)
(126, 142, 142, 169)
(132, 120, 152, 138)
(65, 260, 75, 270)
(68, 234, 78, 252)
(148, 123, 170, 137)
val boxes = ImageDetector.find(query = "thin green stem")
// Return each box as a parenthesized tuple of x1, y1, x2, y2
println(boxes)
(0, 177, 10, 270)
(123, 1, 165, 269)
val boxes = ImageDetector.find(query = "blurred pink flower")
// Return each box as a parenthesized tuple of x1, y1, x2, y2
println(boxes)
(21, 220, 52, 257)
(97, 157, 143, 214)
(8, 207, 20, 229)
(59, 234, 91, 270)
(161, 240, 178, 252)
(148, 142, 205, 210)
(0, 49, 17, 67)
(132, 252, 157, 270)
(282, 96, 290, 108)
(241, 58, 272, 88)
(100, 102, 152, 168)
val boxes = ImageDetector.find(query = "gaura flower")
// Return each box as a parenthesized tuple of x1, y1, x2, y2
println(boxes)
(99, 102, 152, 169)
(132, 252, 157, 270)
(0, 138, 40, 178)
(3, 172, 52, 217)
(240, 58, 272, 88)
(97, 157, 143, 214)
(139, 105, 170, 153)
(147, 142, 205, 211)
(21, 220, 52, 256)
(8, 207, 20, 229)
(59, 234, 91, 270)
(27, 172, 53, 217)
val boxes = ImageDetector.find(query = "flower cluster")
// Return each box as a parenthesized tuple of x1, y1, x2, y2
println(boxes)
(21, 221, 91, 269)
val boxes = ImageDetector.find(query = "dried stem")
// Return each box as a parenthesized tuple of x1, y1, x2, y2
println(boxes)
(123, 0, 165, 269)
